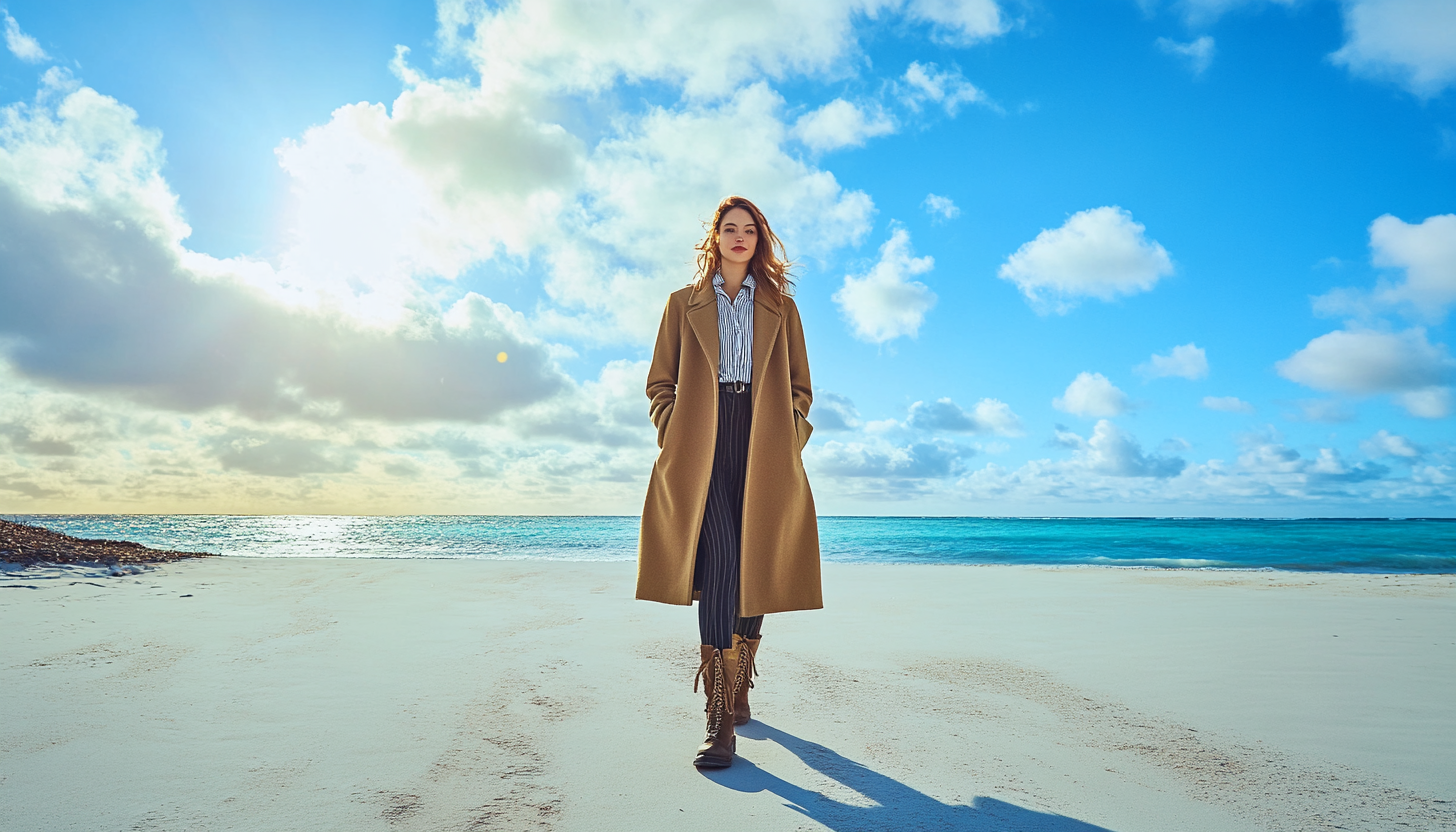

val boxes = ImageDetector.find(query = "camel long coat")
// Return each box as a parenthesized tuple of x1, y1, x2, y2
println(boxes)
(636, 282, 822, 617)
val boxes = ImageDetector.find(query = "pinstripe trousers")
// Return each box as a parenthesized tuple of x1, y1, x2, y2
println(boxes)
(693, 387, 764, 650)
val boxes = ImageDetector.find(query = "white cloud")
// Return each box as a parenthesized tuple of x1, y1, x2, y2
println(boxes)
(442, 0, 873, 100)
(792, 98, 896, 152)
(1137, 342, 1209, 380)
(1234, 434, 1390, 486)
(998, 206, 1174, 313)
(1331, 0, 1456, 98)
(1054, 372, 1131, 418)
(834, 227, 938, 342)
(1361, 429, 1421, 459)
(1077, 420, 1187, 478)
(907, 397, 1026, 436)
(1045, 421, 1186, 478)
(898, 61, 987, 116)
(1276, 328, 1454, 418)
(1227, 436, 1300, 476)
(1156, 36, 1216, 76)
(808, 437, 972, 481)
(1202, 395, 1254, 413)
(1311, 213, 1456, 324)
(922, 193, 960, 221)
(905, 0, 1008, 44)
(0, 71, 186, 241)
(969, 399, 1026, 436)
(1370, 213, 1456, 318)
(1396, 386, 1453, 418)
(1050, 424, 1087, 449)
(501, 359, 655, 447)
(270, 73, 586, 325)
(3, 11, 47, 63)
(810, 389, 862, 431)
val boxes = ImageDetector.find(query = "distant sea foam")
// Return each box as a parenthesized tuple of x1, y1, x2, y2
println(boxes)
(6, 515, 1454, 573)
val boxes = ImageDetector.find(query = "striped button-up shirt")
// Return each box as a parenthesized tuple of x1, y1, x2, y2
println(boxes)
(713, 271, 755, 384)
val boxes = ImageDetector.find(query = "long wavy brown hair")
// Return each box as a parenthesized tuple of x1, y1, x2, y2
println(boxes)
(693, 195, 794, 303)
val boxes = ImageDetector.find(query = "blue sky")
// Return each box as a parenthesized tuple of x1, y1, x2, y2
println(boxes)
(1, 0, 1453, 516)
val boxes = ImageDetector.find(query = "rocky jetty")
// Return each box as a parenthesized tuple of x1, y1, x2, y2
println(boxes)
(0, 519, 216, 565)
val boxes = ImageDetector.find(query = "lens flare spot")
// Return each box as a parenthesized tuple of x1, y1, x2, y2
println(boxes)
(496, 352, 508, 363)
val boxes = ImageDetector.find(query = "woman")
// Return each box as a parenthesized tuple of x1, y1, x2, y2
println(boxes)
(637, 195, 821, 769)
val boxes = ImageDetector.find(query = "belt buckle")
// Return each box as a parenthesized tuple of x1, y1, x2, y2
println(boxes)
(733, 380, 745, 393)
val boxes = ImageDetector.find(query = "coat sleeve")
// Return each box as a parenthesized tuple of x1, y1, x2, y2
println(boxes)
(786, 298, 813, 419)
(646, 295, 681, 449)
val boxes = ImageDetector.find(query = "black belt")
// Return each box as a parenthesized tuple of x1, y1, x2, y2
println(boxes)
(718, 380, 750, 393)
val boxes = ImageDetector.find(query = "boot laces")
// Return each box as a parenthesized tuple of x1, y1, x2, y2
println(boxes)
(693, 649, 731, 732)
(734, 639, 757, 693)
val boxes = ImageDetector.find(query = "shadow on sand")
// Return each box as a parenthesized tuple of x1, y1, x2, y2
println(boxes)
(701, 722, 1116, 832)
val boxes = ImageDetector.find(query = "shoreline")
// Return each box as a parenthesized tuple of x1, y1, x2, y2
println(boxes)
(8, 554, 1453, 578)
(2, 557, 1451, 830)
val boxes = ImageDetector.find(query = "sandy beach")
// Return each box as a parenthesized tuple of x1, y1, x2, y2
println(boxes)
(1, 558, 1452, 831)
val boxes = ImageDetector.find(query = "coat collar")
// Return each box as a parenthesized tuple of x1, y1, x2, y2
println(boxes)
(687, 280, 715, 309)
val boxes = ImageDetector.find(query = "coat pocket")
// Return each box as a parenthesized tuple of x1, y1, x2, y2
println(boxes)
(794, 408, 813, 451)
(652, 400, 674, 449)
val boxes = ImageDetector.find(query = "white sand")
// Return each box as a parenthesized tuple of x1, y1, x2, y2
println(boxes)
(1, 558, 1452, 832)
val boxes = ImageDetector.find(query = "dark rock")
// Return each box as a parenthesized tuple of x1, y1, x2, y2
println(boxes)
(0, 519, 216, 565)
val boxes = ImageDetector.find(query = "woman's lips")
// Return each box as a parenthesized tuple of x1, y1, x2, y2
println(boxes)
(732, 245, 747, 251)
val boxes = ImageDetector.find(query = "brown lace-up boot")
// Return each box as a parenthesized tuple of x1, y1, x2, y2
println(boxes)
(731, 634, 760, 726)
(692, 644, 738, 768)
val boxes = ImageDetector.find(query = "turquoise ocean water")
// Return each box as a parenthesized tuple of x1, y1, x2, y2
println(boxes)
(5, 515, 1454, 573)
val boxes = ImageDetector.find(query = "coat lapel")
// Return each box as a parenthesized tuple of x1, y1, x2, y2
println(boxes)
(685, 283, 719, 379)
(750, 290, 782, 402)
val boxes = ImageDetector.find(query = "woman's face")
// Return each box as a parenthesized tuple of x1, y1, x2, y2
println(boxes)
(717, 206, 758, 269)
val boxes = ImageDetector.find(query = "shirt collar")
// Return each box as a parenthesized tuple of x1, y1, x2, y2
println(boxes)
(712, 271, 756, 293)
